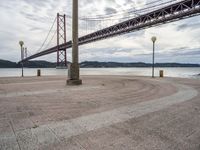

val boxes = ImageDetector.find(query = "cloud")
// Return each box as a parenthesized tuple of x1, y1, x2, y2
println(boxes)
(177, 21, 200, 30)
(0, 0, 199, 64)
(104, 7, 117, 14)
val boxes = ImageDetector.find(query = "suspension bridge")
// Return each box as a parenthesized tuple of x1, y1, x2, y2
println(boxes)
(20, 0, 200, 77)
(21, 0, 200, 67)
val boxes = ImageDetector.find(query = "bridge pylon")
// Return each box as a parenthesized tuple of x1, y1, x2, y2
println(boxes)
(56, 13, 67, 69)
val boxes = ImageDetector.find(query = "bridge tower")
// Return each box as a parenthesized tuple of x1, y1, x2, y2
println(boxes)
(57, 13, 67, 68)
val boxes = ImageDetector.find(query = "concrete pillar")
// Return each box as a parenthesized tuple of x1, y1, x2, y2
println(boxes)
(67, 0, 82, 85)
(72, 0, 78, 64)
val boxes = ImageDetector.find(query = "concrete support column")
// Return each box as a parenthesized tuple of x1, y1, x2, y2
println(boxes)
(67, 0, 82, 85)
(72, 0, 78, 64)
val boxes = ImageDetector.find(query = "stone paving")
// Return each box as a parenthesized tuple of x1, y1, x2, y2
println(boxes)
(0, 75, 199, 150)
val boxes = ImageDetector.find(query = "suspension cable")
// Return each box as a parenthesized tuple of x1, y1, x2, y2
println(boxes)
(43, 30, 57, 51)
(64, 0, 176, 21)
(79, 0, 177, 21)
(36, 16, 57, 53)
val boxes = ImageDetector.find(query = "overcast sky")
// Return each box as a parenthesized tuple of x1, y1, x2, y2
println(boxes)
(0, 0, 200, 63)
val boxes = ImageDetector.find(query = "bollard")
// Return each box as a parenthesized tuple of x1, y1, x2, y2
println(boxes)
(37, 69, 41, 77)
(160, 70, 164, 78)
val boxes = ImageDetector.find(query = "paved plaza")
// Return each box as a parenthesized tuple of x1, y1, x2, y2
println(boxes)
(0, 76, 200, 150)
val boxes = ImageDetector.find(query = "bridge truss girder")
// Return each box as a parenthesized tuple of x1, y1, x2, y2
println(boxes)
(79, 0, 200, 44)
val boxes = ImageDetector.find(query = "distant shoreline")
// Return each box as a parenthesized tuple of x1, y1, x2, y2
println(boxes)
(0, 59, 200, 68)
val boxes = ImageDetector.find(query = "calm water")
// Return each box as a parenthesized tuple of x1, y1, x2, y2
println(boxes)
(0, 68, 200, 79)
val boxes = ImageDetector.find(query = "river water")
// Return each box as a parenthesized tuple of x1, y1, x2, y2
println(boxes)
(0, 68, 200, 79)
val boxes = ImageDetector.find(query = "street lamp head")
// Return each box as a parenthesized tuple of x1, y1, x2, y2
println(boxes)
(151, 36, 157, 43)
(19, 41, 24, 47)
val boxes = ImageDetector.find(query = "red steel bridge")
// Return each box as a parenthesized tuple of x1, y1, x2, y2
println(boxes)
(21, 0, 200, 67)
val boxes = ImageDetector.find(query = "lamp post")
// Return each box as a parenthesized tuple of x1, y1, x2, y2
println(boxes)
(151, 36, 157, 78)
(24, 47, 27, 58)
(19, 41, 24, 77)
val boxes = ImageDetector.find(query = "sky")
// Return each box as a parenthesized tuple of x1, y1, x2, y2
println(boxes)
(0, 0, 200, 63)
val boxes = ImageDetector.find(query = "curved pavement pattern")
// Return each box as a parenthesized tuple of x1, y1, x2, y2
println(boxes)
(41, 83, 198, 139)
(0, 76, 199, 150)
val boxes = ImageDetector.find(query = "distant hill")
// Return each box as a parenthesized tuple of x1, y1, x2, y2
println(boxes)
(23, 61, 57, 68)
(80, 61, 149, 68)
(0, 59, 200, 68)
(80, 61, 200, 68)
(0, 59, 17, 68)
(0, 59, 58, 68)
